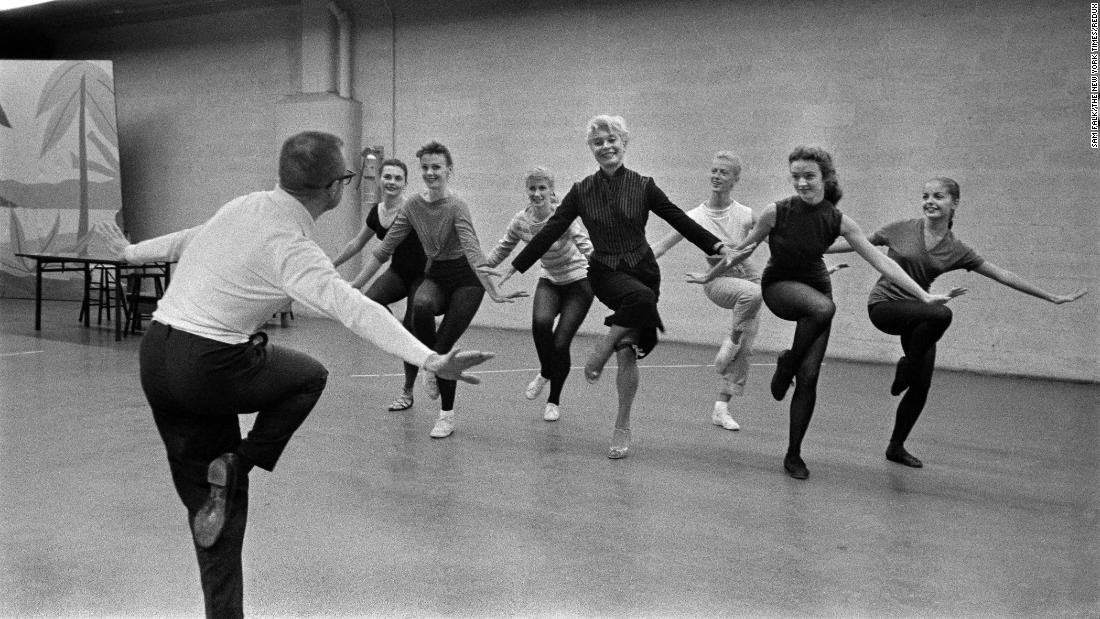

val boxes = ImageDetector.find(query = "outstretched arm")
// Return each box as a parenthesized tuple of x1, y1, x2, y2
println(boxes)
(348, 253, 384, 289)
(90, 221, 201, 264)
(685, 207, 774, 284)
(332, 222, 374, 269)
(477, 268, 529, 303)
(841, 216, 959, 304)
(651, 231, 684, 260)
(483, 216, 523, 268)
(973, 262, 1088, 304)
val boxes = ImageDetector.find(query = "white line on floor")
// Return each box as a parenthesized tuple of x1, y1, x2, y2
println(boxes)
(350, 362, 779, 378)
(0, 350, 45, 358)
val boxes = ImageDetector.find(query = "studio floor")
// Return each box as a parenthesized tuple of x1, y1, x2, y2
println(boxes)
(1, 298, 1097, 618)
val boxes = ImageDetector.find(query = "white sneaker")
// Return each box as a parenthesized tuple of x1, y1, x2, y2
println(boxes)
(525, 374, 549, 400)
(543, 403, 560, 421)
(423, 372, 440, 400)
(711, 402, 741, 431)
(429, 411, 454, 438)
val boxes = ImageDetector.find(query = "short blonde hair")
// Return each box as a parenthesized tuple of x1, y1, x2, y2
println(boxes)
(524, 165, 555, 188)
(585, 114, 630, 145)
(713, 151, 742, 181)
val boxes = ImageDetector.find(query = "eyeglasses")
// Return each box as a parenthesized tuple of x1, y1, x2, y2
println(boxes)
(304, 170, 357, 190)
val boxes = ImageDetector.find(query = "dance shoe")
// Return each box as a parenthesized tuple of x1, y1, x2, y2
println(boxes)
(711, 404, 741, 431)
(387, 389, 414, 411)
(885, 445, 923, 468)
(607, 427, 631, 459)
(770, 350, 796, 401)
(192, 453, 240, 549)
(429, 411, 454, 438)
(543, 403, 561, 422)
(525, 374, 549, 400)
(783, 454, 809, 480)
(890, 356, 911, 396)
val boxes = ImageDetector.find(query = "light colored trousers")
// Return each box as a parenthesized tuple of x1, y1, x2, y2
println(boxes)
(703, 274, 762, 397)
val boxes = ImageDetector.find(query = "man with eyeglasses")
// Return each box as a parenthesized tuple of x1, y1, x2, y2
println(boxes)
(92, 131, 492, 618)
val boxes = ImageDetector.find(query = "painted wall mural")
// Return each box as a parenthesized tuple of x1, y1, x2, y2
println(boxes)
(0, 60, 123, 299)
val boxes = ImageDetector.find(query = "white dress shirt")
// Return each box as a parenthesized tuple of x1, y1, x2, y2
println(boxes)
(125, 186, 433, 366)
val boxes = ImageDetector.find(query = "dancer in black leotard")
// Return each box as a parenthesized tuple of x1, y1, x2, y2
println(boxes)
(332, 159, 427, 412)
(827, 176, 1086, 467)
(707, 146, 957, 479)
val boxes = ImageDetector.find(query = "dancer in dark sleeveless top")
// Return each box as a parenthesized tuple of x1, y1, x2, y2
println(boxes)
(706, 146, 958, 479)
(333, 158, 427, 412)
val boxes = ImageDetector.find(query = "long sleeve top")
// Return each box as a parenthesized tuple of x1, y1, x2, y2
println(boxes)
(124, 186, 434, 366)
(371, 193, 487, 271)
(511, 166, 722, 273)
(484, 204, 592, 285)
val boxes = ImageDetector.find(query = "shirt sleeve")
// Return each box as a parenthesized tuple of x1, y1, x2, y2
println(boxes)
(645, 179, 721, 254)
(570, 220, 594, 258)
(867, 227, 889, 246)
(124, 225, 203, 264)
(370, 210, 411, 264)
(278, 234, 433, 367)
(513, 185, 579, 273)
(484, 212, 525, 267)
(953, 239, 985, 271)
(451, 199, 488, 267)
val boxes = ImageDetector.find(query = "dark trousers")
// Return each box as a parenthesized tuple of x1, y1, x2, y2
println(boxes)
(365, 268, 423, 391)
(761, 280, 836, 456)
(140, 321, 328, 618)
(531, 277, 594, 404)
(868, 300, 954, 444)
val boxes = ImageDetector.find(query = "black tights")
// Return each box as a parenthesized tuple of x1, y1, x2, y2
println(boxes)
(531, 278, 594, 405)
(365, 269, 422, 391)
(762, 280, 835, 457)
(410, 278, 485, 411)
(868, 300, 953, 445)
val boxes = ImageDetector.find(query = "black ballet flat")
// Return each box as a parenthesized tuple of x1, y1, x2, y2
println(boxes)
(783, 454, 809, 480)
(890, 356, 911, 396)
(771, 350, 795, 401)
(885, 446, 923, 468)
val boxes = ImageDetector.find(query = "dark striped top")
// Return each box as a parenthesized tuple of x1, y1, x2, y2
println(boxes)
(512, 166, 722, 272)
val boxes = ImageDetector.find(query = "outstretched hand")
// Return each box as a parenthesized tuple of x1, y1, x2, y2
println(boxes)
(1051, 288, 1088, 304)
(926, 286, 967, 305)
(684, 272, 709, 285)
(489, 289, 530, 303)
(423, 348, 495, 384)
(478, 264, 516, 286)
(89, 221, 131, 261)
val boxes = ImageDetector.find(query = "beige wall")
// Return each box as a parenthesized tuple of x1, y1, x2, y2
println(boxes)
(52, 0, 1098, 381)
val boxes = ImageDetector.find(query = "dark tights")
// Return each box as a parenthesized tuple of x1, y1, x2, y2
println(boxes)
(868, 300, 953, 445)
(365, 269, 422, 391)
(410, 278, 485, 411)
(762, 280, 835, 458)
(531, 278, 594, 405)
